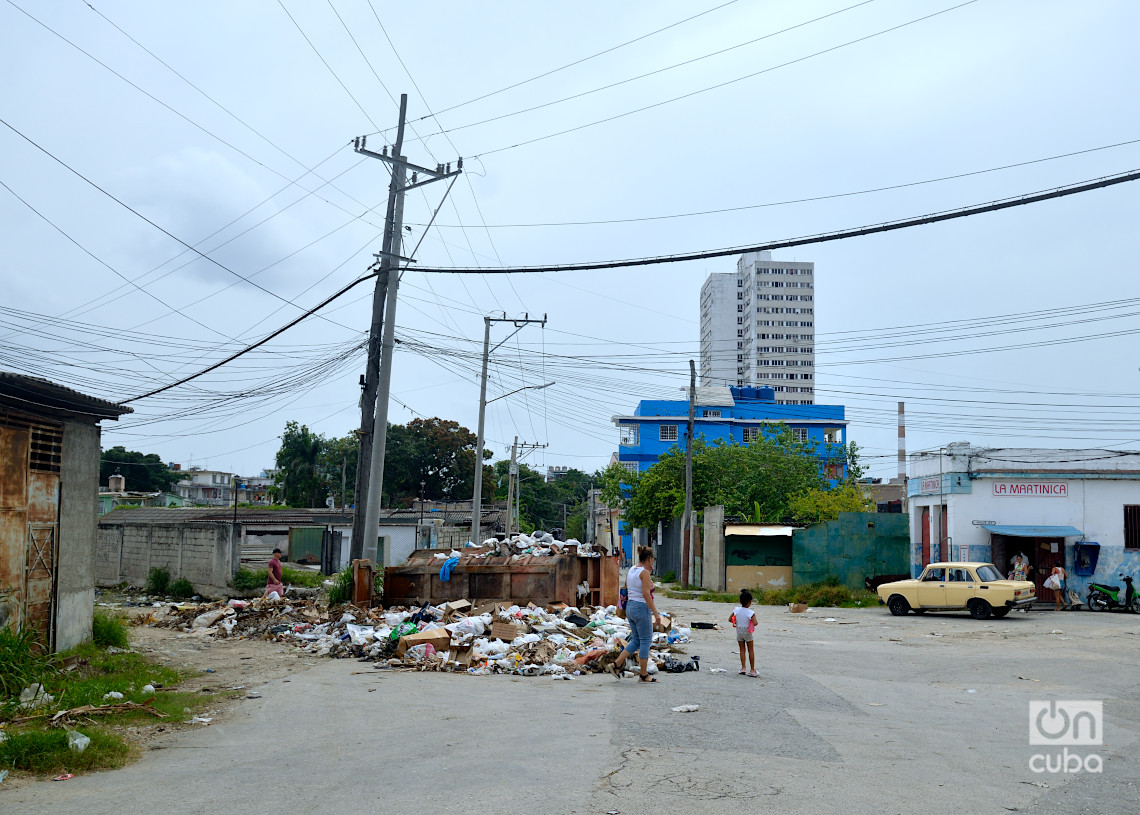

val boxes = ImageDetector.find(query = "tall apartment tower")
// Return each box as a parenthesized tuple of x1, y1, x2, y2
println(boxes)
(698, 251, 816, 404)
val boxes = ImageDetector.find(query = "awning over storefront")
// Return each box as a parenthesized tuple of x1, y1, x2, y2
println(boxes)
(979, 524, 1084, 537)
(725, 524, 797, 536)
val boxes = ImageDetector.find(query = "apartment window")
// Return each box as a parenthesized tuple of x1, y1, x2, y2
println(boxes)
(737, 278, 743, 287)
(737, 317, 744, 325)
(737, 291, 743, 300)
(736, 354, 743, 362)
(742, 426, 760, 443)
(705, 409, 721, 418)
(737, 304, 744, 312)
(737, 329, 744, 337)
(1126, 505, 1140, 550)
(659, 425, 678, 442)
(622, 461, 639, 475)
(825, 463, 841, 480)
(619, 425, 639, 446)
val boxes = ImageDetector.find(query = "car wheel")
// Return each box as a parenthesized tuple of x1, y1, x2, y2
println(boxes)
(968, 599, 992, 620)
(1087, 592, 1109, 612)
(990, 607, 1010, 618)
(887, 595, 910, 616)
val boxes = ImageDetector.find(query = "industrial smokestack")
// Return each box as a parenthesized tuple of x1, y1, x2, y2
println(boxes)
(897, 401, 906, 482)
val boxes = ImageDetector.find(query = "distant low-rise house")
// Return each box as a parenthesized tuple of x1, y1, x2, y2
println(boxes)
(175, 468, 236, 506)
(1, 372, 130, 650)
(97, 472, 183, 515)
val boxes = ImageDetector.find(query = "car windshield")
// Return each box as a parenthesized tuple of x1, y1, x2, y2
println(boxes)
(975, 564, 1003, 582)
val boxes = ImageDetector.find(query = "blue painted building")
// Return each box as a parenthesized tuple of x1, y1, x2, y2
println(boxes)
(612, 385, 849, 479)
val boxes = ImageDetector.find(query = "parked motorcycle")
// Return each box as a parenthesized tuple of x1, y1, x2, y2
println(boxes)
(1086, 573, 1139, 612)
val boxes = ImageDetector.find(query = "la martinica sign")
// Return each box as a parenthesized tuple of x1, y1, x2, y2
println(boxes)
(992, 481, 1068, 497)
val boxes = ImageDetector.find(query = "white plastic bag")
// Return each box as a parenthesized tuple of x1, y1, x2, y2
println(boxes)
(68, 731, 91, 753)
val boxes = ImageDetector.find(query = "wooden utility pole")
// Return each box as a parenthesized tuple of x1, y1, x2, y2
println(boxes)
(682, 360, 696, 587)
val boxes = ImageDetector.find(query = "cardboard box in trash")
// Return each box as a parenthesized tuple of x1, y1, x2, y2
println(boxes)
(396, 627, 452, 657)
(491, 621, 523, 641)
(653, 613, 674, 633)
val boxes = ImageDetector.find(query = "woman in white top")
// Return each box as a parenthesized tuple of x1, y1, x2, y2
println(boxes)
(612, 546, 664, 682)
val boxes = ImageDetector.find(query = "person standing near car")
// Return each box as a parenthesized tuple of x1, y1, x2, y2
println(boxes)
(612, 547, 664, 683)
(1045, 563, 1068, 610)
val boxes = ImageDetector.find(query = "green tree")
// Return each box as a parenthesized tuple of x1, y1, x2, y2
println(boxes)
(275, 421, 325, 507)
(383, 417, 490, 507)
(318, 433, 360, 507)
(606, 423, 861, 529)
(787, 482, 875, 525)
(100, 446, 180, 493)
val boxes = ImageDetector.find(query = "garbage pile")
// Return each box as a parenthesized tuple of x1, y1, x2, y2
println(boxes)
(446, 531, 608, 559)
(144, 596, 696, 677)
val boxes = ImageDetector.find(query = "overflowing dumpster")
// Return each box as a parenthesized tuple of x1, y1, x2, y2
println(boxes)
(383, 544, 621, 608)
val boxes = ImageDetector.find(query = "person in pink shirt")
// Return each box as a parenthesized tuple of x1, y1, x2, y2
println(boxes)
(265, 548, 284, 599)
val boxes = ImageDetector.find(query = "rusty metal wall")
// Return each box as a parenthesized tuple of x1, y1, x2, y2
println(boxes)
(0, 416, 61, 643)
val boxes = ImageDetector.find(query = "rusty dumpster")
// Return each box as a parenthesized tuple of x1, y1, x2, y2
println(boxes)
(383, 546, 621, 608)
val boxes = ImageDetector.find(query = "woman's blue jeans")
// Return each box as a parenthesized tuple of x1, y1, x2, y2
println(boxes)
(623, 600, 652, 660)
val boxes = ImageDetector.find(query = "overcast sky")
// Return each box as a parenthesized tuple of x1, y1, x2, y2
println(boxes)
(3, 0, 1139, 486)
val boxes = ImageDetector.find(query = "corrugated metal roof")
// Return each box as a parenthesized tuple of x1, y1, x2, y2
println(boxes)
(96, 506, 506, 526)
(979, 524, 1084, 537)
(0, 371, 131, 419)
(725, 524, 798, 536)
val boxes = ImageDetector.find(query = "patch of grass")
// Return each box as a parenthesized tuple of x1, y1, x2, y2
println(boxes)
(666, 580, 880, 608)
(168, 578, 195, 599)
(659, 570, 677, 584)
(0, 626, 51, 716)
(0, 726, 135, 774)
(326, 566, 353, 605)
(91, 610, 129, 649)
(232, 566, 326, 591)
(145, 567, 170, 596)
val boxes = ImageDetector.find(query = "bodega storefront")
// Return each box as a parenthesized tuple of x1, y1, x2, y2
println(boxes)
(907, 444, 1140, 603)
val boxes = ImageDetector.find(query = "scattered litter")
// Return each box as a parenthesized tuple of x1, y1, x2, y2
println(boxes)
(102, 691, 124, 701)
(709, 668, 728, 673)
(671, 704, 700, 713)
(689, 621, 718, 630)
(52, 774, 74, 781)
(1017, 677, 1040, 682)
(141, 684, 155, 695)
(18, 683, 54, 710)
(144, 593, 699, 678)
(823, 617, 838, 622)
(967, 689, 977, 693)
(1021, 780, 1049, 788)
(867, 703, 885, 706)
(67, 731, 91, 753)
(0, 769, 7, 784)
(189, 716, 213, 724)
(788, 603, 808, 613)
(1050, 630, 1064, 635)
(246, 692, 262, 699)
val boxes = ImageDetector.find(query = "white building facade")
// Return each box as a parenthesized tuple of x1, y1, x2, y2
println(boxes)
(908, 444, 1140, 602)
(698, 250, 815, 404)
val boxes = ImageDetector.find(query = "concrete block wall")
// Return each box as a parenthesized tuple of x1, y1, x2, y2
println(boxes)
(96, 521, 239, 597)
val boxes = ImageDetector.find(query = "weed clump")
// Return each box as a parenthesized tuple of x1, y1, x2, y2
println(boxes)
(168, 578, 194, 599)
(91, 610, 129, 650)
(145, 567, 170, 596)
(0, 626, 50, 715)
(0, 727, 134, 773)
(326, 566, 354, 605)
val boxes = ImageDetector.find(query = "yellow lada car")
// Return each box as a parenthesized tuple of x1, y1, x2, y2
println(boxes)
(877, 562, 1036, 619)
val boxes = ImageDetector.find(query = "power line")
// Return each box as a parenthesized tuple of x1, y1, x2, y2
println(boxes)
(405, 169, 1140, 274)
(412, 137, 1140, 229)
(403, 0, 878, 142)
(365, 0, 743, 133)
(468, 0, 978, 159)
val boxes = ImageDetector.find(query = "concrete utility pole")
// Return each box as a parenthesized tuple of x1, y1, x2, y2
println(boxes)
(682, 360, 696, 587)
(350, 93, 463, 563)
(469, 314, 549, 544)
(506, 437, 518, 535)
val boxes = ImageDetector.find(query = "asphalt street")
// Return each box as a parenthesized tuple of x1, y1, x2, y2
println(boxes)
(3, 600, 1138, 815)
